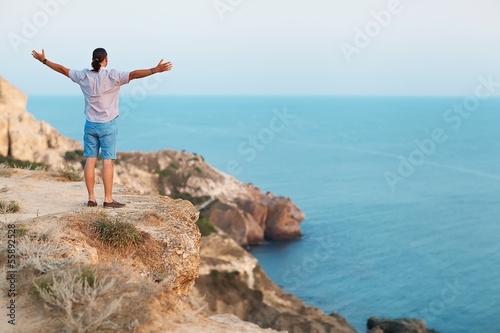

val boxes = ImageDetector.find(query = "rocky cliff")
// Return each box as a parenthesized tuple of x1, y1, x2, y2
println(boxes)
(188, 232, 357, 333)
(112, 150, 305, 246)
(0, 168, 281, 333)
(0, 78, 440, 333)
(0, 76, 81, 168)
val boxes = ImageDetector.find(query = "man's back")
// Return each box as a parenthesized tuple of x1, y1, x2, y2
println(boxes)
(69, 67, 130, 123)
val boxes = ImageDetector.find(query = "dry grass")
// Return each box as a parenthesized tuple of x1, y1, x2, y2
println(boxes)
(0, 203, 202, 332)
(0, 225, 154, 332)
(94, 217, 144, 250)
(59, 167, 84, 182)
(0, 258, 199, 332)
(0, 200, 20, 213)
(34, 265, 122, 332)
(70, 212, 166, 277)
(0, 155, 49, 170)
(16, 236, 72, 272)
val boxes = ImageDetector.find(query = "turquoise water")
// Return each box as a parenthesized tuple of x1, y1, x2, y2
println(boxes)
(28, 95, 500, 332)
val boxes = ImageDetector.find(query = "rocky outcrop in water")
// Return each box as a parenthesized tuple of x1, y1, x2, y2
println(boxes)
(367, 317, 439, 333)
(0, 76, 81, 168)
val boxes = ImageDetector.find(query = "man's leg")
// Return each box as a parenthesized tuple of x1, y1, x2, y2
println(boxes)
(83, 120, 99, 206)
(84, 157, 98, 202)
(100, 119, 124, 208)
(102, 159, 114, 203)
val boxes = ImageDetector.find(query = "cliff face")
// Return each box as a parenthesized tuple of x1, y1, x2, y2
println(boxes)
(113, 150, 305, 246)
(0, 168, 281, 333)
(188, 232, 357, 333)
(0, 76, 82, 168)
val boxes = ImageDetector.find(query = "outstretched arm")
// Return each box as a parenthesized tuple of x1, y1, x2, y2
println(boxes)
(31, 49, 70, 78)
(129, 59, 172, 81)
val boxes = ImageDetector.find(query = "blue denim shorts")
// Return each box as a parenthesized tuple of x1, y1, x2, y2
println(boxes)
(83, 119, 117, 159)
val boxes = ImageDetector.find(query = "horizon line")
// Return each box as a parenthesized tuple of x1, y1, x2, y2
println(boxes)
(27, 94, 500, 98)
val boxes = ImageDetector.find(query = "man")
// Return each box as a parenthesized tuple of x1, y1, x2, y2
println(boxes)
(31, 48, 172, 208)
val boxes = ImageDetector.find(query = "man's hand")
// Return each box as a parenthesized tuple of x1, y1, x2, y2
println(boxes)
(31, 49, 46, 63)
(128, 59, 173, 80)
(154, 59, 173, 73)
(31, 49, 69, 77)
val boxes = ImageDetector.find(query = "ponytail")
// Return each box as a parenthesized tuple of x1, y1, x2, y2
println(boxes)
(91, 47, 107, 72)
(91, 59, 101, 71)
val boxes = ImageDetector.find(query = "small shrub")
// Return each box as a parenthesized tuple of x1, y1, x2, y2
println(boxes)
(35, 267, 122, 332)
(174, 191, 210, 206)
(32, 278, 53, 297)
(193, 153, 205, 162)
(195, 167, 202, 174)
(169, 162, 178, 170)
(210, 270, 220, 285)
(0, 155, 49, 170)
(94, 217, 143, 250)
(59, 168, 84, 182)
(155, 168, 171, 178)
(79, 266, 96, 288)
(15, 227, 29, 237)
(210, 270, 240, 288)
(196, 215, 218, 237)
(0, 201, 20, 213)
(64, 150, 84, 161)
(226, 271, 240, 279)
(114, 159, 120, 165)
(17, 237, 71, 272)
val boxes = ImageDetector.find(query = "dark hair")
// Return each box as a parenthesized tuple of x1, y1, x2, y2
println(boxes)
(91, 48, 107, 71)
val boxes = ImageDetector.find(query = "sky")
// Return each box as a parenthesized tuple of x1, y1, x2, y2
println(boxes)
(0, 0, 499, 96)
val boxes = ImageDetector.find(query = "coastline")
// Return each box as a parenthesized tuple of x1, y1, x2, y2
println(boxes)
(1, 78, 444, 332)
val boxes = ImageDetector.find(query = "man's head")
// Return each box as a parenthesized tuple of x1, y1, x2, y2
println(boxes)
(91, 48, 108, 71)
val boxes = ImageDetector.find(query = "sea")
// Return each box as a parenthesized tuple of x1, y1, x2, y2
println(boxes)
(27, 95, 500, 333)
